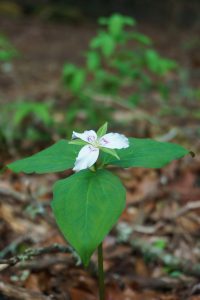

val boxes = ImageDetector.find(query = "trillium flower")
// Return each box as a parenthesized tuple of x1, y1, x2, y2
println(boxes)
(71, 123, 129, 172)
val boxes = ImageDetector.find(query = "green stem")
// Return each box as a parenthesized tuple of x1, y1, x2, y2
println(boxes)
(98, 242, 105, 300)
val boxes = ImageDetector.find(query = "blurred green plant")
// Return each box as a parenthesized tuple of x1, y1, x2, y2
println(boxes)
(164, 267, 183, 278)
(0, 34, 18, 62)
(0, 33, 19, 74)
(152, 238, 167, 250)
(0, 100, 54, 151)
(62, 14, 178, 130)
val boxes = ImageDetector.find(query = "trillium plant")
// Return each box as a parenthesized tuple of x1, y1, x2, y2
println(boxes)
(7, 122, 189, 300)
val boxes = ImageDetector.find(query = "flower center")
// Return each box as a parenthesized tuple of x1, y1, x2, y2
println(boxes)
(91, 140, 100, 148)
(86, 135, 100, 148)
(87, 136, 109, 148)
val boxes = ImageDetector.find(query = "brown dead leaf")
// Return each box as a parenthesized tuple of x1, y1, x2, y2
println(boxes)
(177, 215, 200, 234)
(25, 273, 41, 292)
(134, 257, 150, 277)
(105, 281, 124, 300)
(123, 287, 138, 300)
(168, 170, 200, 203)
(69, 287, 96, 300)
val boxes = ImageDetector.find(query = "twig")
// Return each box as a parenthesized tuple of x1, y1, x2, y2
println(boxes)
(171, 200, 200, 219)
(111, 274, 192, 292)
(116, 222, 165, 243)
(0, 281, 51, 300)
(0, 243, 75, 271)
(0, 186, 29, 203)
(132, 222, 165, 234)
(18, 257, 72, 271)
(126, 275, 188, 291)
(127, 187, 177, 207)
(0, 235, 32, 259)
(156, 128, 178, 142)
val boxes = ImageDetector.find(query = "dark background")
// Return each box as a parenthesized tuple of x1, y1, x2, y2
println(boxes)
(0, 0, 200, 27)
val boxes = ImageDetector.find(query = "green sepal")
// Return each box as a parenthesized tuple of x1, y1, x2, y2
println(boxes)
(97, 122, 108, 137)
(100, 147, 120, 160)
(69, 140, 88, 146)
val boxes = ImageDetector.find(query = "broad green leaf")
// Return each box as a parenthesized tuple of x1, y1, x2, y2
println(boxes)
(100, 138, 189, 168)
(7, 140, 81, 174)
(51, 169, 126, 266)
(100, 147, 120, 160)
(97, 122, 108, 137)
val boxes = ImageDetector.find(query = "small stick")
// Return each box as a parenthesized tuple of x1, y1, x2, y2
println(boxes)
(0, 281, 50, 300)
(0, 243, 74, 271)
(171, 200, 200, 219)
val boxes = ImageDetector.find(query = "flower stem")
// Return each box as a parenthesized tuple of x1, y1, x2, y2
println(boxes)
(98, 242, 105, 300)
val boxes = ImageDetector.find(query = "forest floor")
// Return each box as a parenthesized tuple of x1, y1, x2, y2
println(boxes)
(0, 16, 200, 300)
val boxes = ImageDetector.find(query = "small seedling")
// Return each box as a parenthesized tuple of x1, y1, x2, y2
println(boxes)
(7, 122, 189, 300)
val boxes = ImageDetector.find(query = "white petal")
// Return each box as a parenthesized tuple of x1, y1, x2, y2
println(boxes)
(99, 133, 129, 149)
(72, 130, 97, 143)
(73, 145, 99, 172)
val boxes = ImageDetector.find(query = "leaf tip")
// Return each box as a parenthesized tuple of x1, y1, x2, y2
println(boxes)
(6, 162, 15, 171)
(189, 151, 195, 158)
